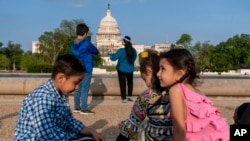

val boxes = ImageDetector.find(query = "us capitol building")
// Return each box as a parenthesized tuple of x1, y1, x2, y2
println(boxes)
(32, 4, 173, 66)
(95, 4, 121, 57)
(95, 4, 172, 66)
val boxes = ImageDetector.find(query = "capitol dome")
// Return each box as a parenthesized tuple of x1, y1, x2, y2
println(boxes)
(98, 6, 119, 34)
(96, 4, 121, 57)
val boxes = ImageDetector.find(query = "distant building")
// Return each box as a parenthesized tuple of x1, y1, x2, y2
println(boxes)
(32, 41, 40, 53)
(95, 3, 122, 57)
(96, 4, 142, 66)
(31, 3, 174, 67)
(95, 4, 173, 66)
(152, 43, 172, 52)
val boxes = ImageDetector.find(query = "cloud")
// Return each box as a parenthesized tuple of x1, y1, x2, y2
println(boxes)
(66, 0, 87, 8)
(73, 4, 84, 8)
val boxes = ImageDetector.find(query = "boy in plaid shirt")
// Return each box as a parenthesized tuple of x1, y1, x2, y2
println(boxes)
(14, 54, 105, 141)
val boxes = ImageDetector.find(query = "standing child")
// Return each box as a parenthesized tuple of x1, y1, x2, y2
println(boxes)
(108, 36, 137, 103)
(14, 54, 105, 141)
(157, 48, 229, 141)
(115, 49, 173, 141)
(71, 23, 99, 115)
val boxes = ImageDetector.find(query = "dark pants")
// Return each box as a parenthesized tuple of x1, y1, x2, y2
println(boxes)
(117, 70, 134, 100)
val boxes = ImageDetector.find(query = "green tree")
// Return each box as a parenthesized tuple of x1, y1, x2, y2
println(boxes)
(226, 34, 250, 68)
(37, 19, 89, 64)
(93, 53, 103, 67)
(0, 42, 3, 48)
(4, 41, 23, 71)
(244, 51, 250, 65)
(214, 34, 250, 69)
(210, 49, 232, 72)
(38, 30, 71, 65)
(20, 51, 47, 70)
(176, 33, 192, 50)
(0, 54, 10, 70)
(0, 42, 7, 55)
(192, 41, 215, 70)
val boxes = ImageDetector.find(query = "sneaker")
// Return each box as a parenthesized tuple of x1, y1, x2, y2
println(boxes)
(122, 99, 127, 103)
(80, 109, 95, 115)
(127, 96, 133, 101)
(73, 109, 81, 113)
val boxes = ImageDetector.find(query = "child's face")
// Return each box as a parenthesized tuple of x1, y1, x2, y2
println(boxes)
(56, 73, 84, 95)
(157, 58, 183, 87)
(141, 66, 153, 87)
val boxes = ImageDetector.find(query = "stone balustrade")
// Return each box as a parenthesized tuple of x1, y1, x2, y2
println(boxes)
(0, 75, 250, 96)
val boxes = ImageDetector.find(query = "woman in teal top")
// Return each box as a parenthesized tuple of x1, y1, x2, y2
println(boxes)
(108, 36, 137, 103)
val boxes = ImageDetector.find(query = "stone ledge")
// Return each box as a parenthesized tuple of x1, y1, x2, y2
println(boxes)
(1, 76, 250, 96)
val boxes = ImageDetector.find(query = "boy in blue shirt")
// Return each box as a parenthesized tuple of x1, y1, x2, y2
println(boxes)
(71, 23, 99, 115)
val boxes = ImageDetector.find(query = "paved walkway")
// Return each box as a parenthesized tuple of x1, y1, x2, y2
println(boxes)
(0, 95, 250, 141)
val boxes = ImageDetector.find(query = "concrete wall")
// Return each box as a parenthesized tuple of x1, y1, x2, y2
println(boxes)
(0, 76, 147, 96)
(0, 76, 250, 96)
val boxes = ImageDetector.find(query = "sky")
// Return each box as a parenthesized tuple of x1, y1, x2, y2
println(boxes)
(1, 0, 250, 51)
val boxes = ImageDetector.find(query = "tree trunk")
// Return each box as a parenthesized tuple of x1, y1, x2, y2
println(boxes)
(12, 62, 16, 72)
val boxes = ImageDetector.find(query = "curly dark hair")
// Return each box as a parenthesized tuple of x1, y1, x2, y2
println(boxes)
(139, 49, 164, 92)
(159, 48, 201, 89)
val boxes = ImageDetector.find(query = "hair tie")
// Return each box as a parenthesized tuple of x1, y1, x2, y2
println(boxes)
(140, 51, 149, 58)
(123, 38, 130, 42)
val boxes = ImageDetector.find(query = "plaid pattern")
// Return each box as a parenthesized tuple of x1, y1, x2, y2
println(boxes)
(14, 79, 85, 141)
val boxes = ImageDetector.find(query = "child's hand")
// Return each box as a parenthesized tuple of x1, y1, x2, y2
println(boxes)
(109, 43, 114, 52)
(80, 127, 105, 141)
(91, 131, 105, 141)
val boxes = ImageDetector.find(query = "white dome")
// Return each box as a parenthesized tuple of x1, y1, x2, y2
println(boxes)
(97, 4, 120, 34)
(96, 4, 121, 57)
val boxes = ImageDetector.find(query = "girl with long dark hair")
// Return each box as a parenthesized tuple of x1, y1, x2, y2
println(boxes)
(108, 36, 137, 103)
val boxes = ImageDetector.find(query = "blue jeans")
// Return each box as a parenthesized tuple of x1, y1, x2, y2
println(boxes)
(74, 72, 92, 111)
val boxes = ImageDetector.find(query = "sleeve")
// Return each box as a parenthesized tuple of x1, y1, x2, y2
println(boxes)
(70, 42, 78, 56)
(110, 49, 121, 61)
(118, 91, 149, 140)
(64, 111, 85, 134)
(32, 97, 83, 140)
(87, 41, 99, 55)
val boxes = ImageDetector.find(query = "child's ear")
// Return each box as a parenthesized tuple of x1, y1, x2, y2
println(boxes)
(177, 69, 185, 79)
(56, 73, 66, 83)
(146, 66, 153, 76)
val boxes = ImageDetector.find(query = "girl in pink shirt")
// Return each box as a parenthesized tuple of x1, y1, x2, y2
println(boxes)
(157, 48, 229, 141)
